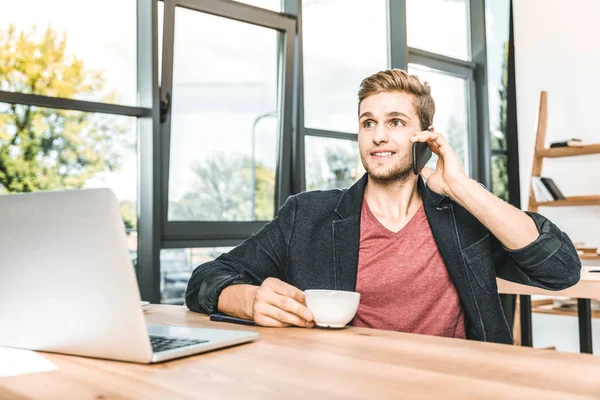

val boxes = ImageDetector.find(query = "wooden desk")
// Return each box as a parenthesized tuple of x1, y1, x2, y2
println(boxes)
(498, 278, 600, 300)
(2, 305, 600, 399)
(498, 278, 600, 353)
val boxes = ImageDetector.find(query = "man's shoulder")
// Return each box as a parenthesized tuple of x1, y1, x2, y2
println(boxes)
(292, 188, 347, 208)
(284, 188, 349, 220)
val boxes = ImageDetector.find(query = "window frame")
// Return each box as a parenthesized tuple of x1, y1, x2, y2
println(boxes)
(400, 0, 490, 183)
(158, 0, 297, 246)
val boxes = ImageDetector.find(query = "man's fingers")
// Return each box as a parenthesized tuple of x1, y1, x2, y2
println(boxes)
(257, 287, 313, 322)
(254, 314, 290, 328)
(273, 292, 314, 321)
(410, 132, 450, 156)
(268, 278, 306, 304)
(410, 131, 447, 144)
(257, 303, 314, 328)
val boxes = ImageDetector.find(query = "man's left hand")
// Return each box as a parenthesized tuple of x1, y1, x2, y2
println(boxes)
(409, 130, 469, 197)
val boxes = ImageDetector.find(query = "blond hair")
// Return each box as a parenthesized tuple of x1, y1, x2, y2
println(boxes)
(358, 69, 435, 130)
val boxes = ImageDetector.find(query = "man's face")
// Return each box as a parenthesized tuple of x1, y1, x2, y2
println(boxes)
(358, 91, 422, 184)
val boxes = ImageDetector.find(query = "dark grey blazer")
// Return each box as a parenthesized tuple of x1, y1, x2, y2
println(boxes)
(186, 174, 581, 344)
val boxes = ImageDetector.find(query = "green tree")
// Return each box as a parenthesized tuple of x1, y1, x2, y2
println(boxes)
(491, 42, 509, 202)
(170, 152, 275, 221)
(307, 145, 359, 191)
(0, 25, 131, 193)
(324, 146, 358, 189)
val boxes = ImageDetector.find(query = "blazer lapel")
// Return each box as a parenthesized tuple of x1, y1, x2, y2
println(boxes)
(332, 217, 361, 291)
(332, 174, 367, 292)
(422, 202, 469, 292)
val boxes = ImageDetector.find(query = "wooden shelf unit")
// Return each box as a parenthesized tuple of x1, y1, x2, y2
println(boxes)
(512, 91, 600, 345)
(528, 91, 600, 213)
(534, 195, 600, 208)
(536, 143, 600, 158)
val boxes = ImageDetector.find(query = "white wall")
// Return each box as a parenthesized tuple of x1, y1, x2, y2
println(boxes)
(514, 0, 600, 260)
(514, 0, 600, 352)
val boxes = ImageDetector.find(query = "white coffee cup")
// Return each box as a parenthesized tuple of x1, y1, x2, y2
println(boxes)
(304, 289, 361, 328)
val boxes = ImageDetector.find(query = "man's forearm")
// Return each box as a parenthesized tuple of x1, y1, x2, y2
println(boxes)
(447, 177, 539, 250)
(217, 284, 257, 320)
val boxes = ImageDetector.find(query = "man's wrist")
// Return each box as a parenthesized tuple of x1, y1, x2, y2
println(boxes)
(445, 175, 476, 205)
(218, 284, 257, 320)
(244, 285, 259, 320)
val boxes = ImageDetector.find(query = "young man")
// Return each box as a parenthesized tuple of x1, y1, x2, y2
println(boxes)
(186, 69, 580, 343)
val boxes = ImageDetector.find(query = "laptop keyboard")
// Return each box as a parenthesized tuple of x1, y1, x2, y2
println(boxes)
(150, 335, 209, 353)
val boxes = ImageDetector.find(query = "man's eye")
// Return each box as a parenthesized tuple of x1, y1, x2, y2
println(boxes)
(363, 120, 376, 128)
(390, 119, 405, 127)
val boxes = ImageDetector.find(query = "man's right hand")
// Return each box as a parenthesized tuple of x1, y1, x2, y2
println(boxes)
(251, 278, 314, 328)
(217, 278, 314, 328)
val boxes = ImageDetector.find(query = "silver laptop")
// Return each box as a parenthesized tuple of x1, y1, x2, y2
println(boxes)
(0, 188, 258, 363)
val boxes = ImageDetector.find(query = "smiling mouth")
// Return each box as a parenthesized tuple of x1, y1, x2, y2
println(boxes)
(371, 151, 396, 157)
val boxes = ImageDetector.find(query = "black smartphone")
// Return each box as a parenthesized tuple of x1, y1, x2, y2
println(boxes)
(412, 141, 432, 175)
(210, 312, 258, 326)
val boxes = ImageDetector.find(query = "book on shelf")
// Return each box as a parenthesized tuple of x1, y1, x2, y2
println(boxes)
(531, 177, 554, 202)
(531, 176, 566, 202)
(540, 177, 566, 200)
(550, 139, 584, 148)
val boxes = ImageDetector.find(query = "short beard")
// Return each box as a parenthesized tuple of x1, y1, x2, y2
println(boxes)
(362, 155, 414, 186)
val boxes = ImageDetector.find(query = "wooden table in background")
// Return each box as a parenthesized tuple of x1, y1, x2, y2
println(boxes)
(498, 278, 600, 353)
(2, 305, 600, 399)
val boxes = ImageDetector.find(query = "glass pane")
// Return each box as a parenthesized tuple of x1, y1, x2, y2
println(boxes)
(0, 0, 137, 106)
(305, 136, 362, 190)
(492, 154, 509, 202)
(160, 247, 233, 305)
(485, 0, 510, 150)
(233, 0, 281, 12)
(158, 1, 164, 86)
(0, 103, 138, 266)
(406, 0, 470, 61)
(167, 8, 279, 222)
(407, 64, 470, 175)
(303, 0, 388, 133)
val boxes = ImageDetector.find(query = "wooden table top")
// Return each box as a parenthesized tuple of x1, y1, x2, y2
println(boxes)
(498, 278, 600, 299)
(2, 305, 600, 399)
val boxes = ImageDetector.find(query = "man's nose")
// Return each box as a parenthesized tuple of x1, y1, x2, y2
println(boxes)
(373, 124, 389, 144)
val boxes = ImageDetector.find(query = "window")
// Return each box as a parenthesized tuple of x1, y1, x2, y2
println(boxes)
(406, 0, 471, 61)
(167, 8, 280, 222)
(160, 247, 233, 304)
(0, 103, 138, 264)
(302, 0, 388, 133)
(407, 64, 470, 174)
(492, 154, 509, 202)
(0, 0, 138, 106)
(305, 136, 361, 190)
(486, 0, 510, 202)
(158, 1, 164, 85)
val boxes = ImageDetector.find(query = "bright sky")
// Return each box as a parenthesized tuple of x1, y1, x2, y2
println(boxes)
(1, 0, 509, 203)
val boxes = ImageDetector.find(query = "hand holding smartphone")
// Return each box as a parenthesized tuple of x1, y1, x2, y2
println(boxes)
(412, 128, 433, 175)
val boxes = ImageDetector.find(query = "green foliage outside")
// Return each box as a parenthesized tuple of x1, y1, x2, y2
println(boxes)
(491, 42, 509, 202)
(0, 25, 135, 222)
(169, 152, 275, 221)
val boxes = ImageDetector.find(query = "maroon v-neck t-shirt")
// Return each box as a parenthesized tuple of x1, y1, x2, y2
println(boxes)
(352, 199, 466, 339)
